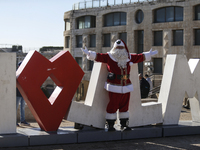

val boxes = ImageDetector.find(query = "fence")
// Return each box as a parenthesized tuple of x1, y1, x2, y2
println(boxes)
(73, 0, 155, 10)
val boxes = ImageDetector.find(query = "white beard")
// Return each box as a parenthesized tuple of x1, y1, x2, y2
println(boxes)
(110, 48, 129, 68)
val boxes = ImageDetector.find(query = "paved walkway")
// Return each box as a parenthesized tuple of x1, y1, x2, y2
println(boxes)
(1, 135, 200, 150)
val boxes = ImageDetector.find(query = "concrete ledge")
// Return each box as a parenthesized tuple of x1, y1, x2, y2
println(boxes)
(0, 121, 200, 148)
(122, 126, 162, 140)
(0, 133, 28, 147)
(17, 127, 77, 146)
(77, 126, 121, 143)
(163, 121, 200, 137)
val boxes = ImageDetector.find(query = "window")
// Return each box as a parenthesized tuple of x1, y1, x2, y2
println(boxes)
(65, 19, 70, 30)
(154, 31, 163, 46)
(78, 17, 84, 29)
(136, 10, 144, 24)
(195, 4, 200, 20)
(85, 16, 91, 28)
(104, 12, 126, 27)
(154, 7, 183, 23)
(155, 8, 165, 23)
(175, 7, 183, 21)
(88, 60, 94, 71)
(153, 58, 163, 74)
(119, 32, 127, 45)
(90, 34, 96, 47)
(65, 36, 70, 48)
(137, 30, 144, 53)
(136, 30, 144, 74)
(103, 34, 111, 47)
(114, 12, 120, 26)
(104, 13, 113, 27)
(76, 35, 82, 48)
(195, 29, 200, 45)
(77, 16, 96, 29)
(166, 7, 174, 22)
(173, 30, 183, 46)
(121, 12, 126, 25)
(75, 57, 82, 68)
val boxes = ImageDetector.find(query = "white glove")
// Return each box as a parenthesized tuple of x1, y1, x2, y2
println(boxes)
(81, 47, 90, 56)
(149, 48, 158, 56)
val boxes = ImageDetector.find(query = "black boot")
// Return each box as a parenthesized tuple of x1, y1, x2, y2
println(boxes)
(120, 118, 131, 131)
(106, 119, 116, 131)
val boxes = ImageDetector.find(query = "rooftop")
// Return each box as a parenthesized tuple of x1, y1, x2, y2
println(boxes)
(72, 0, 157, 10)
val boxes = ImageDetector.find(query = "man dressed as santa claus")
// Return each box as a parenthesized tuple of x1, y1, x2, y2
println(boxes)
(81, 39, 157, 131)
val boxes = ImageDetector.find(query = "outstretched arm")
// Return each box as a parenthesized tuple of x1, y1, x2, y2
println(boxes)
(81, 47, 109, 63)
(130, 49, 158, 65)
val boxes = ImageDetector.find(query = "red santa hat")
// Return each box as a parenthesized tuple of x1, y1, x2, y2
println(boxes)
(113, 39, 130, 59)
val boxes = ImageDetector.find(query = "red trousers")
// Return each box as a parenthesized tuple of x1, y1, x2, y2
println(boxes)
(106, 92, 130, 113)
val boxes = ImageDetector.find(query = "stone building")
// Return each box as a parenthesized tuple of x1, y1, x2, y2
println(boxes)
(63, 0, 200, 96)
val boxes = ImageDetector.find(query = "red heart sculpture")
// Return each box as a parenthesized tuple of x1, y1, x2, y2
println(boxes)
(16, 50, 84, 131)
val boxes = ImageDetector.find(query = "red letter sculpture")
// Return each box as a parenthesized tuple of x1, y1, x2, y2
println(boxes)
(16, 50, 84, 131)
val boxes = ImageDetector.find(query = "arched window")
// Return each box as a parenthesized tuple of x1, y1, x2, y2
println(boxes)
(195, 4, 200, 20)
(104, 12, 126, 27)
(154, 6, 183, 23)
(76, 16, 96, 29)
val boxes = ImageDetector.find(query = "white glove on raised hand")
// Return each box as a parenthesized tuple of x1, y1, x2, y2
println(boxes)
(81, 47, 97, 60)
(81, 47, 90, 56)
(143, 48, 158, 61)
(149, 48, 158, 56)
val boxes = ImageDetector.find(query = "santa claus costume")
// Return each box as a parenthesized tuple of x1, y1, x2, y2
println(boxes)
(82, 39, 157, 131)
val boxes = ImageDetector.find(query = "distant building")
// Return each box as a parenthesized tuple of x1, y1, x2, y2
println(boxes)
(39, 46, 63, 55)
(0, 45, 23, 53)
(63, 0, 200, 89)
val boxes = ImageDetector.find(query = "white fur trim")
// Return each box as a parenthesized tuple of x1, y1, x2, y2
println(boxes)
(143, 51, 151, 61)
(105, 112, 117, 120)
(119, 112, 129, 119)
(107, 52, 130, 62)
(104, 82, 133, 93)
(129, 62, 133, 66)
(113, 39, 125, 48)
(87, 51, 96, 60)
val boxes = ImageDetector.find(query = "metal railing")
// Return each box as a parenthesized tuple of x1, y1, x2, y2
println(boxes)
(73, 0, 155, 10)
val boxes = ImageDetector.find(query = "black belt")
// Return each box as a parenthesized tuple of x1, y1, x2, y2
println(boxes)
(107, 72, 130, 80)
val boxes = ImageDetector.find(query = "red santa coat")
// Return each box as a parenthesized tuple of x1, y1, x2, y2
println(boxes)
(95, 52, 144, 94)
(88, 51, 145, 118)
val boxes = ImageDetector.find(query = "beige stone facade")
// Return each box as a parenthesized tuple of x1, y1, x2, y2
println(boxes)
(63, 0, 200, 82)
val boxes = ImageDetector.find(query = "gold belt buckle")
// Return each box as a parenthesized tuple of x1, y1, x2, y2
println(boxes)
(122, 75, 128, 80)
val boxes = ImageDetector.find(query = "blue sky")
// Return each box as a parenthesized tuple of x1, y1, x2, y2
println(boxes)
(0, 0, 80, 52)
